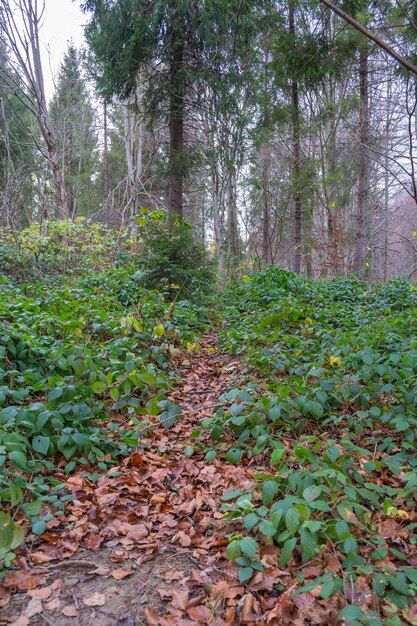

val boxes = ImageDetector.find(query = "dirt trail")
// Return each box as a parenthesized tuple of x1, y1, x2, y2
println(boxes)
(2, 336, 259, 626)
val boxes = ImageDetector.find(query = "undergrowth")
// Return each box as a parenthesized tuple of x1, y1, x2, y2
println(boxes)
(0, 266, 210, 566)
(198, 267, 417, 626)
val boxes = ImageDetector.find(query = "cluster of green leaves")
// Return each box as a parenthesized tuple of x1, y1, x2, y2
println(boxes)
(205, 268, 417, 624)
(0, 218, 136, 280)
(0, 264, 210, 565)
(139, 220, 216, 301)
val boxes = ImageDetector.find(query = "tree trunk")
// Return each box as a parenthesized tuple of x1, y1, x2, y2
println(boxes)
(168, 2, 185, 226)
(353, 47, 369, 275)
(289, 0, 302, 274)
(25, 0, 68, 218)
(212, 172, 225, 273)
(227, 165, 239, 268)
(103, 100, 110, 223)
(122, 82, 143, 221)
(261, 146, 272, 265)
(383, 75, 391, 282)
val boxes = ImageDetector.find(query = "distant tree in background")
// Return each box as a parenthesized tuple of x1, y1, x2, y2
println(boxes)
(50, 44, 99, 218)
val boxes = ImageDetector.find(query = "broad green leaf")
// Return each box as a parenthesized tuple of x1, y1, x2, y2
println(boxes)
(285, 508, 301, 534)
(238, 567, 253, 583)
(270, 448, 286, 465)
(240, 536, 258, 558)
(225, 448, 243, 465)
(226, 540, 241, 560)
(32, 435, 50, 455)
(92, 381, 107, 393)
(302, 486, 321, 503)
(262, 480, 278, 506)
(279, 537, 297, 567)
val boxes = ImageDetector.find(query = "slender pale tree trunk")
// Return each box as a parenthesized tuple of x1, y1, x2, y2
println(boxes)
(383, 76, 392, 283)
(289, 0, 302, 274)
(103, 100, 110, 223)
(227, 165, 239, 268)
(353, 47, 370, 275)
(260, 145, 272, 265)
(212, 172, 225, 273)
(122, 82, 143, 220)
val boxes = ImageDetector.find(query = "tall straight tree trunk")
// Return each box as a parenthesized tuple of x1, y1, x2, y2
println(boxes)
(122, 82, 143, 220)
(260, 143, 272, 265)
(212, 172, 225, 273)
(383, 76, 392, 282)
(353, 47, 370, 275)
(289, 0, 302, 274)
(103, 100, 110, 223)
(168, 2, 185, 226)
(227, 165, 239, 268)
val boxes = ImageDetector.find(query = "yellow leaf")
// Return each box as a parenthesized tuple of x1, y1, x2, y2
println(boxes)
(329, 355, 343, 367)
(153, 324, 165, 338)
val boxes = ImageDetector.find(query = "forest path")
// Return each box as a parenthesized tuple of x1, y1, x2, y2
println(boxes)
(2, 335, 260, 626)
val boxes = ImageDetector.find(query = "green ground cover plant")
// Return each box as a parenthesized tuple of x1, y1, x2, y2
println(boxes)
(0, 262, 210, 566)
(200, 268, 417, 625)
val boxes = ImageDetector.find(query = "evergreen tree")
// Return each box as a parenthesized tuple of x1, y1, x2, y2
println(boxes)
(49, 44, 99, 218)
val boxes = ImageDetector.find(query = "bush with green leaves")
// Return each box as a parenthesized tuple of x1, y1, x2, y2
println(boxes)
(0, 218, 136, 280)
(139, 220, 215, 300)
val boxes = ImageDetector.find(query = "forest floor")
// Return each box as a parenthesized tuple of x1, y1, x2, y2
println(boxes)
(2, 335, 315, 626)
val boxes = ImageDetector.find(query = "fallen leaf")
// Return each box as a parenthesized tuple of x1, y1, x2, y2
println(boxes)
(143, 607, 160, 625)
(27, 585, 52, 600)
(112, 567, 135, 580)
(83, 592, 106, 607)
(177, 531, 191, 547)
(89, 567, 111, 576)
(10, 617, 30, 626)
(45, 598, 61, 611)
(24, 597, 43, 618)
(4, 571, 46, 591)
(404, 604, 417, 626)
(0, 585, 11, 607)
(62, 605, 79, 617)
(171, 588, 189, 610)
(188, 604, 212, 622)
(125, 523, 148, 541)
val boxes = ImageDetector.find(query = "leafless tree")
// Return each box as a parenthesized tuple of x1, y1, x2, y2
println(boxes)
(0, 0, 68, 217)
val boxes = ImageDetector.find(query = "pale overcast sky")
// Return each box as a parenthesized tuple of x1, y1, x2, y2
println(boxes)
(41, 0, 87, 100)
